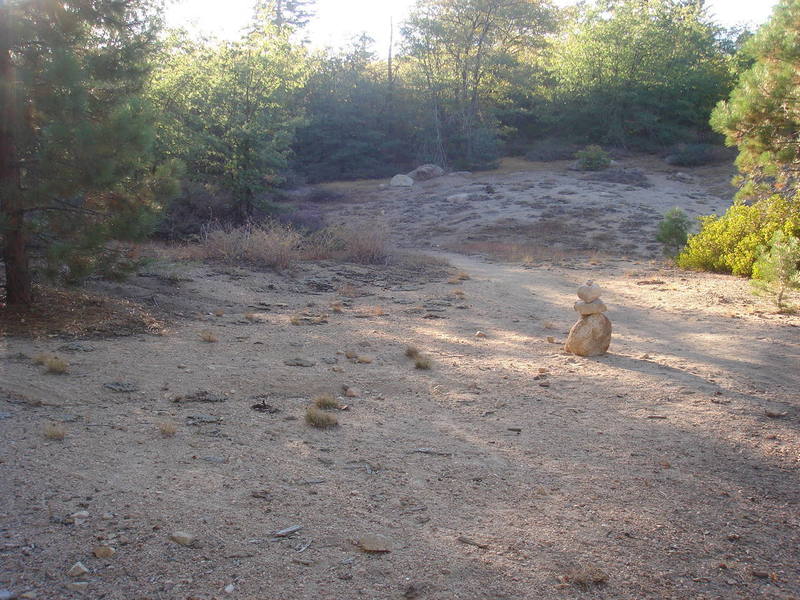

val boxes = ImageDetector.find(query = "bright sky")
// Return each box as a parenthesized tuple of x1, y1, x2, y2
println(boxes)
(164, 0, 780, 52)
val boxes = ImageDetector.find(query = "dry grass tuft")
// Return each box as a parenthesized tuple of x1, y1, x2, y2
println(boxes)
(158, 421, 177, 437)
(213, 309, 225, 317)
(313, 393, 340, 410)
(43, 422, 66, 440)
(562, 565, 609, 590)
(199, 330, 219, 343)
(362, 305, 387, 317)
(451, 289, 466, 299)
(415, 355, 433, 370)
(542, 321, 557, 330)
(330, 302, 344, 313)
(305, 406, 339, 428)
(337, 284, 361, 298)
(200, 222, 301, 271)
(37, 355, 68, 374)
(405, 345, 421, 359)
(344, 350, 359, 360)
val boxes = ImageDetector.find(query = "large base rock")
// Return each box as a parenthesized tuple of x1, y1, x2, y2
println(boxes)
(407, 164, 444, 181)
(565, 313, 611, 357)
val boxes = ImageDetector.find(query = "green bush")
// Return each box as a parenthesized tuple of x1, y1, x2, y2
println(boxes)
(751, 231, 800, 308)
(524, 139, 580, 162)
(656, 208, 692, 256)
(574, 145, 611, 171)
(676, 194, 799, 276)
(666, 143, 718, 167)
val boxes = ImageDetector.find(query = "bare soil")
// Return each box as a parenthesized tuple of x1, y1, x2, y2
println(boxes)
(1, 156, 799, 600)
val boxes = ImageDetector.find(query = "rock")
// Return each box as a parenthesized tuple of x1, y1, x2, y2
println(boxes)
(65, 582, 88, 593)
(0, 590, 16, 600)
(67, 511, 90, 525)
(103, 382, 139, 393)
(284, 358, 315, 367)
(169, 531, 196, 546)
(67, 562, 89, 577)
(20, 592, 37, 599)
(343, 386, 360, 398)
(185, 414, 222, 426)
(92, 545, 115, 558)
(407, 164, 444, 181)
(390, 174, 414, 187)
(577, 281, 603, 302)
(224, 583, 235, 594)
(446, 193, 485, 202)
(0, 412, 11, 420)
(565, 313, 612, 357)
(574, 299, 607, 315)
(357, 534, 392, 553)
(475, 331, 487, 338)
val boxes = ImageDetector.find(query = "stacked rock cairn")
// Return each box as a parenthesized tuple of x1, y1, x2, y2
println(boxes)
(564, 280, 611, 356)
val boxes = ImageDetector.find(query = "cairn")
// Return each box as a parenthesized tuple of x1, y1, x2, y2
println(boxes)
(564, 280, 611, 356)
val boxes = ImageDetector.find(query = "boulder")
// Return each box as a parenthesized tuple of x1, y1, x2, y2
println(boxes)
(565, 313, 612, 357)
(407, 164, 444, 181)
(574, 299, 607, 316)
(390, 174, 414, 187)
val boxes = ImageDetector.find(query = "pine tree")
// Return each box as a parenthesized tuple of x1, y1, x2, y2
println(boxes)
(1, 0, 175, 305)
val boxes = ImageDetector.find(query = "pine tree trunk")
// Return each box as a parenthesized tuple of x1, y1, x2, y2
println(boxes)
(1, 9, 32, 305)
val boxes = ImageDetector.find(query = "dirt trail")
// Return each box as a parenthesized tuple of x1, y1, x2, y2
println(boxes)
(2, 159, 800, 600)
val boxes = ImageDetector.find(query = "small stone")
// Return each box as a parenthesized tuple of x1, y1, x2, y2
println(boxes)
(344, 387, 359, 398)
(65, 582, 88, 593)
(67, 562, 89, 577)
(475, 331, 487, 338)
(565, 313, 612, 357)
(573, 299, 607, 316)
(169, 531, 196, 546)
(68, 510, 90, 525)
(546, 336, 555, 344)
(537, 368, 549, 374)
(224, 584, 235, 594)
(93, 545, 115, 558)
(357, 533, 392, 553)
(20, 592, 38, 599)
(284, 358, 316, 367)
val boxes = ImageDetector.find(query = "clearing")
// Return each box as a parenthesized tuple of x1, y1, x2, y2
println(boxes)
(1, 156, 799, 600)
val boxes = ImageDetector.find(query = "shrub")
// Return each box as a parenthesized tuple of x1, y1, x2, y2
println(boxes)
(656, 208, 692, 256)
(751, 231, 800, 308)
(575, 145, 611, 171)
(665, 143, 728, 167)
(524, 139, 580, 162)
(201, 222, 302, 270)
(677, 195, 799, 276)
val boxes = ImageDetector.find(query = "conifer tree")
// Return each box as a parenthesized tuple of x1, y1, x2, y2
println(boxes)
(0, 0, 175, 305)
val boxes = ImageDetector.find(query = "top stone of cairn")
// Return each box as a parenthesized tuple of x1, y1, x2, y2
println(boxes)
(576, 280, 603, 303)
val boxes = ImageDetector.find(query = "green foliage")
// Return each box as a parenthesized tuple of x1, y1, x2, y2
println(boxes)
(666, 143, 723, 167)
(402, 0, 556, 168)
(2, 0, 176, 291)
(292, 38, 415, 182)
(574, 145, 610, 171)
(751, 231, 800, 308)
(710, 0, 800, 202)
(551, 0, 734, 147)
(656, 208, 692, 256)
(677, 195, 800, 276)
(149, 25, 308, 219)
